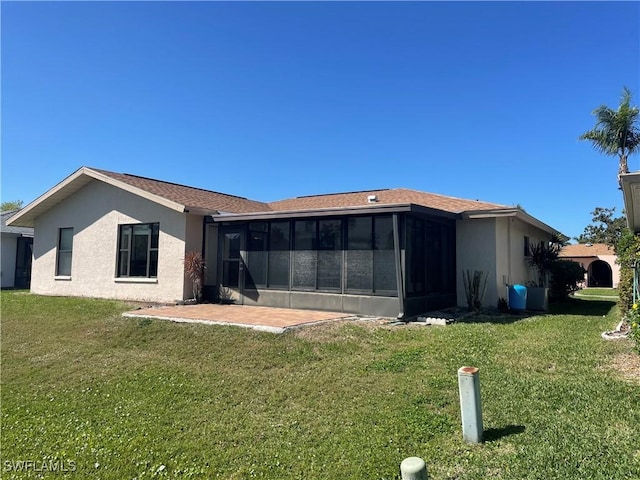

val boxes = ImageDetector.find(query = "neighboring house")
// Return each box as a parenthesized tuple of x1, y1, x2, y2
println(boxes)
(559, 243, 619, 288)
(1, 210, 34, 288)
(7, 167, 561, 317)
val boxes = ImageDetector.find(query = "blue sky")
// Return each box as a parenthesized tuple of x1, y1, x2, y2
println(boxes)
(2, 1, 639, 241)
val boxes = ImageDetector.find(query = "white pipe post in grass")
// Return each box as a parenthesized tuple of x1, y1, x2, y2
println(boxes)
(457, 366, 483, 444)
(400, 457, 428, 480)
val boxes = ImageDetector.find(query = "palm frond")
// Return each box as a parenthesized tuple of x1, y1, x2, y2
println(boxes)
(579, 88, 640, 168)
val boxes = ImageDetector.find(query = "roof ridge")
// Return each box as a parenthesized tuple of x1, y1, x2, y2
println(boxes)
(273, 187, 506, 206)
(390, 187, 507, 207)
(294, 188, 390, 199)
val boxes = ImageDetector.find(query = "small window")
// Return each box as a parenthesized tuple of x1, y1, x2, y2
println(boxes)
(524, 236, 531, 257)
(56, 228, 74, 276)
(117, 223, 159, 277)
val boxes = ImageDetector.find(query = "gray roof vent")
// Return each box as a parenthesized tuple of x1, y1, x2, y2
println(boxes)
(367, 195, 378, 203)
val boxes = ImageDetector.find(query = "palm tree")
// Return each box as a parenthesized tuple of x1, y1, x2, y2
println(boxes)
(579, 87, 640, 188)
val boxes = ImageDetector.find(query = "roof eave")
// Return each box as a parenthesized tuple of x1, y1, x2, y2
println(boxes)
(210, 203, 463, 223)
(211, 203, 420, 222)
(6, 167, 187, 227)
(462, 208, 561, 236)
(184, 206, 220, 216)
(621, 172, 640, 233)
(0, 228, 34, 236)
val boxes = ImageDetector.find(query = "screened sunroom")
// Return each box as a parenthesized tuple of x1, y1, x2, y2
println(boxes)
(203, 205, 456, 318)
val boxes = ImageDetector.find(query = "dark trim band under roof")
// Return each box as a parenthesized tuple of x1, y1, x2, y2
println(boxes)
(211, 203, 459, 223)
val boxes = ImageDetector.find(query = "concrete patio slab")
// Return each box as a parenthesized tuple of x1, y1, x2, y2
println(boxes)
(122, 303, 353, 333)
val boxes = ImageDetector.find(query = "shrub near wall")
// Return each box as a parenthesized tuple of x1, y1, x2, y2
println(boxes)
(614, 230, 640, 352)
(627, 305, 640, 353)
(549, 260, 586, 300)
(619, 268, 634, 312)
(615, 231, 640, 312)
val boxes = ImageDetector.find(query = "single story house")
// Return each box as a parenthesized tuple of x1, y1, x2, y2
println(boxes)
(559, 243, 619, 288)
(1, 210, 34, 289)
(7, 167, 561, 317)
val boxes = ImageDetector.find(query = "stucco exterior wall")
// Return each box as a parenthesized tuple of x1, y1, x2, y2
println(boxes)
(457, 216, 553, 309)
(31, 180, 195, 303)
(505, 217, 549, 286)
(456, 218, 497, 307)
(182, 213, 205, 299)
(1, 234, 18, 288)
(494, 218, 510, 303)
(591, 255, 619, 287)
(563, 255, 619, 288)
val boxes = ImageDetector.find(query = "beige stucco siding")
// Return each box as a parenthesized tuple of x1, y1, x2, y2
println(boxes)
(182, 213, 205, 299)
(563, 255, 619, 288)
(457, 216, 553, 309)
(31, 180, 197, 302)
(494, 217, 510, 302)
(507, 217, 549, 286)
(591, 255, 619, 287)
(456, 218, 498, 307)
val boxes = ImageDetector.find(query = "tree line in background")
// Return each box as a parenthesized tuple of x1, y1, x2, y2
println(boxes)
(1, 200, 24, 212)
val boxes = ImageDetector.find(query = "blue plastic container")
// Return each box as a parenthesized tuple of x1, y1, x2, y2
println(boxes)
(508, 285, 527, 311)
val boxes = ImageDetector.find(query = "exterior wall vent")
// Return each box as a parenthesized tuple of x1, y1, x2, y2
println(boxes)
(367, 195, 378, 203)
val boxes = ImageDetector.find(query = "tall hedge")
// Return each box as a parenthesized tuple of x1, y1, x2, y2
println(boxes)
(615, 231, 640, 312)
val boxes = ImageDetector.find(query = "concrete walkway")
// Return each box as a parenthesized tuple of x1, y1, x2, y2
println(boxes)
(123, 303, 353, 333)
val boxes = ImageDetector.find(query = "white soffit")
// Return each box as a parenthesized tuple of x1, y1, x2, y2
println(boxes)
(621, 172, 640, 233)
(462, 208, 560, 237)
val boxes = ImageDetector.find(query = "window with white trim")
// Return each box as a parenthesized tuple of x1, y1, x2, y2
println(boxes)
(56, 228, 74, 276)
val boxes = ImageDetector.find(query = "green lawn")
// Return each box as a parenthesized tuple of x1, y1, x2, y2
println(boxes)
(1, 291, 639, 479)
(574, 287, 619, 298)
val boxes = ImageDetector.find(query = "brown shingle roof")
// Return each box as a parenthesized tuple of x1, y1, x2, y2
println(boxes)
(267, 188, 507, 213)
(7, 167, 525, 228)
(93, 168, 270, 214)
(1, 210, 33, 235)
(94, 170, 508, 215)
(559, 243, 615, 257)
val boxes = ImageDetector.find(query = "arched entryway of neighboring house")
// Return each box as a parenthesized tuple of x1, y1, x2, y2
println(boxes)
(588, 260, 613, 287)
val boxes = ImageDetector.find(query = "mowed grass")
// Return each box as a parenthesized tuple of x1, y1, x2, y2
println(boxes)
(1, 291, 639, 479)
(575, 287, 619, 298)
